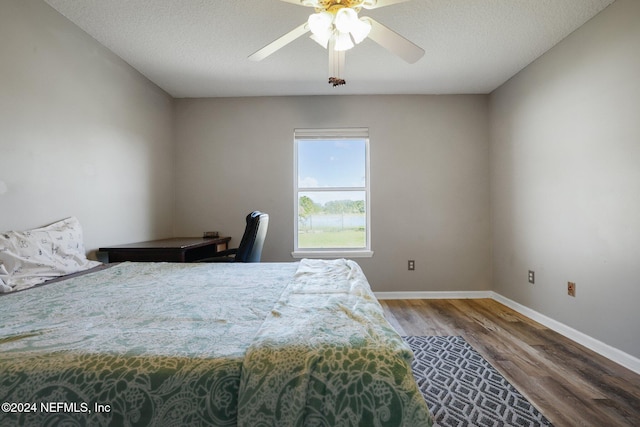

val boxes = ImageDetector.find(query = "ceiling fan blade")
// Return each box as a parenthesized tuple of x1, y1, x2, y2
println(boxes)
(248, 23, 310, 61)
(363, 17, 424, 63)
(278, 0, 317, 6)
(361, 0, 411, 9)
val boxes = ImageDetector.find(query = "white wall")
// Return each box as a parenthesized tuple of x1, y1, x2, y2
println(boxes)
(490, 0, 640, 358)
(0, 0, 175, 255)
(174, 95, 491, 293)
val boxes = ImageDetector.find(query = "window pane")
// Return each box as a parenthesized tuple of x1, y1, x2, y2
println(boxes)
(298, 139, 366, 188)
(298, 191, 366, 249)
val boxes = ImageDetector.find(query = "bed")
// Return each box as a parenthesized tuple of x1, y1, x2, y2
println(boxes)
(0, 256, 433, 426)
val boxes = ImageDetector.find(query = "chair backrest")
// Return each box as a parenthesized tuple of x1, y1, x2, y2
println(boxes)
(234, 211, 269, 263)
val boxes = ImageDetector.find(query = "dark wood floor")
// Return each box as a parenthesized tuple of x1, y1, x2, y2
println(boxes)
(379, 298, 640, 427)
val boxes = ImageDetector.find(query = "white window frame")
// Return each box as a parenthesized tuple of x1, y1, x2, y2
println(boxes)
(292, 128, 373, 258)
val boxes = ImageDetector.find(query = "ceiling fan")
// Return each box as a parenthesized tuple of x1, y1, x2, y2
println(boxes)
(249, 0, 425, 86)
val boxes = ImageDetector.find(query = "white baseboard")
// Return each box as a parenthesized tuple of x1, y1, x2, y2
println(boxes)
(489, 292, 640, 375)
(376, 290, 640, 375)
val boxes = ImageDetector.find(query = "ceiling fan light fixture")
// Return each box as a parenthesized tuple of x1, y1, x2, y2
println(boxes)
(308, 11, 333, 33)
(334, 7, 357, 32)
(310, 32, 331, 48)
(350, 17, 372, 44)
(308, 11, 334, 48)
(334, 31, 355, 51)
(334, 8, 371, 46)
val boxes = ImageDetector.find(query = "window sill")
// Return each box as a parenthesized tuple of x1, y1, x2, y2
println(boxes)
(291, 250, 374, 259)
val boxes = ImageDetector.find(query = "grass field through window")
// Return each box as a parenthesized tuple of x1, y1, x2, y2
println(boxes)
(298, 227, 366, 249)
(298, 212, 367, 249)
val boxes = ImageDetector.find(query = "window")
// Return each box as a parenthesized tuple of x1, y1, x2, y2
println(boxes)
(293, 128, 372, 258)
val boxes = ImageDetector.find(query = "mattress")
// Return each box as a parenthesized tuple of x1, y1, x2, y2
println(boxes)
(0, 259, 432, 426)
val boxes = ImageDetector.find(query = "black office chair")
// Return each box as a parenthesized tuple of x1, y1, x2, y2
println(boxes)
(201, 211, 269, 263)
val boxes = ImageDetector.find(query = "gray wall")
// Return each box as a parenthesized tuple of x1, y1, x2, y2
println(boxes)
(3, 0, 636, 360)
(173, 95, 492, 293)
(490, 0, 640, 357)
(0, 0, 175, 255)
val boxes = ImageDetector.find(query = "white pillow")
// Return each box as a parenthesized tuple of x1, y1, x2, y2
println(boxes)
(0, 217, 101, 293)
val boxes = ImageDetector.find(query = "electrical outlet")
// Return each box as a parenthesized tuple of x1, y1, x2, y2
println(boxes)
(528, 270, 535, 284)
(408, 260, 415, 271)
(568, 282, 576, 297)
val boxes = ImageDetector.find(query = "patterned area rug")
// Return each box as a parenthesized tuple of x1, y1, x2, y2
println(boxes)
(403, 336, 553, 427)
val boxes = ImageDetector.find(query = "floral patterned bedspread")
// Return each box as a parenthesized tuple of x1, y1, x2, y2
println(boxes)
(0, 260, 432, 426)
(238, 259, 433, 427)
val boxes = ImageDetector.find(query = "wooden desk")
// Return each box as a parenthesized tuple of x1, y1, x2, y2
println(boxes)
(99, 237, 231, 263)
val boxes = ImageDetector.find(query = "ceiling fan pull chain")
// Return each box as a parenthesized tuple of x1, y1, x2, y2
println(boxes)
(328, 39, 346, 86)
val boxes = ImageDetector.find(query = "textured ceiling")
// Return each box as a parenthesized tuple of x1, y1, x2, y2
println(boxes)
(43, 0, 615, 98)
